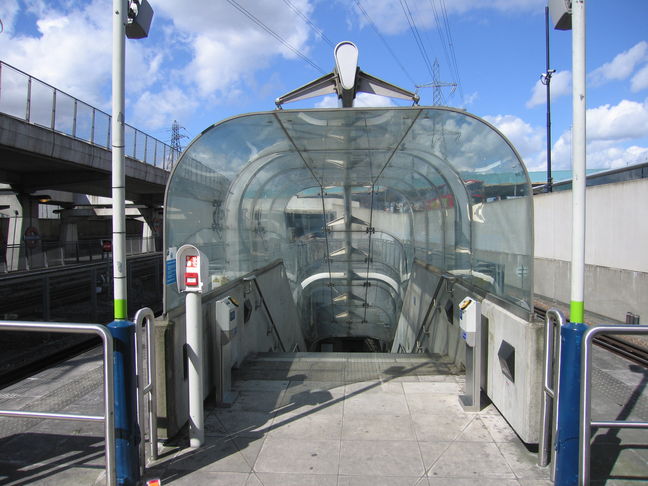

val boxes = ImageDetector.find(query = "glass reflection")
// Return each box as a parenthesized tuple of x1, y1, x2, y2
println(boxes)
(165, 107, 533, 339)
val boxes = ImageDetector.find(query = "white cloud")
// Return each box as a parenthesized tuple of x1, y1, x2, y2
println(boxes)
(315, 95, 338, 108)
(589, 41, 648, 86)
(539, 123, 648, 171)
(587, 99, 648, 141)
(354, 93, 396, 107)
(132, 88, 199, 131)
(631, 64, 648, 93)
(153, 0, 315, 97)
(0, 0, 163, 111)
(0, 0, 20, 34)
(314, 93, 396, 108)
(483, 114, 544, 160)
(526, 70, 571, 108)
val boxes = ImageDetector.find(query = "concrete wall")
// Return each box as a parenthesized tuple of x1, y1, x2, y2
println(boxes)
(156, 261, 305, 439)
(534, 178, 648, 320)
(392, 260, 543, 443)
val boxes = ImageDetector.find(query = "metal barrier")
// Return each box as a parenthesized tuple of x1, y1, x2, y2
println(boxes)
(134, 307, 158, 469)
(538, 308, 566, 473)
(0, 321, 116, 486)
(579, 324, 648, 485)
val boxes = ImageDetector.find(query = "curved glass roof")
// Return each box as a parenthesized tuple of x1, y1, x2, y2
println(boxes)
(164, 107, 533, 345)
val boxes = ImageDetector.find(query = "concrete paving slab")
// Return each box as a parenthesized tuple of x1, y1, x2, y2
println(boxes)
(253, 436, 340, 474)
(496, 440, 551, 480)
(341, 413, 416, 441)
(338, 474, 430, 485)
(270, 411, 342, 440)
(248, 472, 338, 485)
(426, 441, 516, 479)
(343, 389, 410, 415)
(411, 412, 472, 442)
(339, 439, 425, 477)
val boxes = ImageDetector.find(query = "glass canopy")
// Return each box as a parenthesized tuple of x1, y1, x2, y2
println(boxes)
(164, 107, 533, 346)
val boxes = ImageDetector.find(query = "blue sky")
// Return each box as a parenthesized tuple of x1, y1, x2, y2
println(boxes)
(1, 0, 647, 173)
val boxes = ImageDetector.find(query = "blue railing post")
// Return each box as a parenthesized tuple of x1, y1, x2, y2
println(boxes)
(554, 321, 588, 485)
(108, 320, 141, 486)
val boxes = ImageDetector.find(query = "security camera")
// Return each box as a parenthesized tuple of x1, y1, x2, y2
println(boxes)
(125, 0, 154, 39)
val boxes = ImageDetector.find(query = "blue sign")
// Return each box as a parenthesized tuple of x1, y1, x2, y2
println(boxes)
(166, 259, 177, 285)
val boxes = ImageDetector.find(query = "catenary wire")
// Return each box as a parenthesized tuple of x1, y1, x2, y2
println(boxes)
(399, 0, 436, 82)
(281, 0, 335, 48)
(225, 0, 326, 74)
(353, 0, 419, 88)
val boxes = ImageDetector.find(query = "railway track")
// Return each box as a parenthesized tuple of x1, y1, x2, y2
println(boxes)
(534, 305, 648, 368)
(0, 254, 163, 388)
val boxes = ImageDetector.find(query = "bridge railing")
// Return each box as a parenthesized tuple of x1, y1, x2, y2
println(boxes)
(0, 61, 179, 170)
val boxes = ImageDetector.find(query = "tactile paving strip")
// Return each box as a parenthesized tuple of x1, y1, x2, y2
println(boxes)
(592, 367, 648, 420)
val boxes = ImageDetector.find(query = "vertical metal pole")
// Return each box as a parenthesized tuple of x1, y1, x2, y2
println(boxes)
(579, 328, 594, 486)
(26, 76, 32, 122)
(108, 320, 140, 486)
(570, 0, 586, 325)
(51, 89, 57, 130)
(101, 327, 117, 486)
(112, 0, 128, 322)
(91, 108, 96, 144)
(554, 321, 588, 485)
(545, 6, 553, 192)
(186, 291, 204, 447)
(111, 2, 140, 484)
(73, 100, 78, 138)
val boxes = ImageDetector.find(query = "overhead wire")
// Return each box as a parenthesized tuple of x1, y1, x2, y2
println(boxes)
(281, 0, 335, 48)
(399, 0, 436, 83)
(428, 0, 464, 103)
(352, 0, 418, 88)
(225, 0, 326, 74)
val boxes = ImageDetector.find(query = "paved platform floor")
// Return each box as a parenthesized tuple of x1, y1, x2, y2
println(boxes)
(0, 348, 645, 485)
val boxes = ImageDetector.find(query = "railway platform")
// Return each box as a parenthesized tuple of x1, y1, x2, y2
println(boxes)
(0, 341, 646, 485)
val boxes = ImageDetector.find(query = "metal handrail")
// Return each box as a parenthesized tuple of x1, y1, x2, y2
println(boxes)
(0, 321, 116, 486)
(580, 324, 648, 485)
(0, 60, 179, 169)
(538, 308, 566, 471)
(134, 307, 158, 469)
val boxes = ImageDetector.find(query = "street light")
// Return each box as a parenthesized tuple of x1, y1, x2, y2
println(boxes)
(548, 2, 588, 485)
(110, 1, 153, 485)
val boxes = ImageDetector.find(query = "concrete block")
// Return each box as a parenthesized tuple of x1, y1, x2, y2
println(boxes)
(482, 298, 543, 443)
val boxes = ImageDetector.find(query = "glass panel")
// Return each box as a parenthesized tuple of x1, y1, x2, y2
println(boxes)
(0, 65, 28, 119)
(94, 111, 111, 148)
(75, 101, 93, 142)
(29, 79, 54, 127)
(164, 107, 533, 320)
(53, 91, 75, 135)
(124, 125, 136, 158)
(135, 130, 146, 161)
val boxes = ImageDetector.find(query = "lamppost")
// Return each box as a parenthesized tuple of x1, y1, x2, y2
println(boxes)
(548, 1, 588, 485)
(541, 6, 556, 193)
(110, 1, 153, 485)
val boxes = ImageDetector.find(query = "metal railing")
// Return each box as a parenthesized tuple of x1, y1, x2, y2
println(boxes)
(0, 321, 116, 486)
(579, 324, 648, 485)
(538, 308, 566, 474)
(1, 237, 159, 273)
(0, 61, 179, 169)
(134, 307, 158, 470)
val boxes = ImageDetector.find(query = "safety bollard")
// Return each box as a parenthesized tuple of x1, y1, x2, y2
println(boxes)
(554, 321, 588, 486)
(108, 320, 141, 486)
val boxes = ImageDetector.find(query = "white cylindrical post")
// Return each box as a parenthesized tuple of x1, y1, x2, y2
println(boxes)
(112, 0, 128, 320)
(186, 291, 204, 447)
(570, 0, 586, 324)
